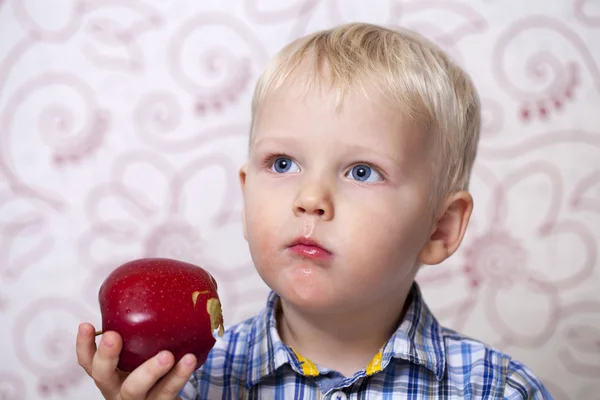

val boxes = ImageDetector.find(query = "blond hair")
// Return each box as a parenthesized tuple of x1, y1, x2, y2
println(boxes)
(250, 23, 481, 209)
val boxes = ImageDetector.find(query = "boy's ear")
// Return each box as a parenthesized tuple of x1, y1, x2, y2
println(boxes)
(418, 191, 473, 265)
(239, 164, 248, 241)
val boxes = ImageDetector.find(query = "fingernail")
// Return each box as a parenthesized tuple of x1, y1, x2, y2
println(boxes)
(157, 351, 169, 366)
(78, 324, 86, 335)
(183, 354, 195, 367)
(102, 337, 114, 348)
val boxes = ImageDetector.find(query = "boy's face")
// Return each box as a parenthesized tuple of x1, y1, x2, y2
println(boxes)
(239, 79, 437, 314)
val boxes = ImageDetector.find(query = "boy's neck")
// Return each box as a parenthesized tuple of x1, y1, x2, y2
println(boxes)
(276, 282, 414, 377)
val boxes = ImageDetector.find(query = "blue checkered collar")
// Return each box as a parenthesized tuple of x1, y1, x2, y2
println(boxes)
(245, 282, 446, 387)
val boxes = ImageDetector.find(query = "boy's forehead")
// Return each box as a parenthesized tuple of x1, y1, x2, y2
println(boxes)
(256, 56, 428, 126)
(251, 83, 429, 164)
(257, 72, 392, 125)
(249, 55, 433, 159)
(259, 67, 419, 122)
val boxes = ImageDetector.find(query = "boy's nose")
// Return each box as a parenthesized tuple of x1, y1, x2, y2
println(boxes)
(293, 184, 334, 220)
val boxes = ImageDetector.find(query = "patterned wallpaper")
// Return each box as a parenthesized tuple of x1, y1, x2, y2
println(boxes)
(0, 1, 599, 399)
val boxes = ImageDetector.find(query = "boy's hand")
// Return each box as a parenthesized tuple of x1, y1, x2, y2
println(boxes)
(76, 323, 197, 400)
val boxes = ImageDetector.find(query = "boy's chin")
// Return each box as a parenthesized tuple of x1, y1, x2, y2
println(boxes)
(276, 282, 349, 315)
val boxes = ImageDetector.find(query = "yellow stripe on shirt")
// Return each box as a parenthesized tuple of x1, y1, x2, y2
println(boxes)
(366, 349, 384, 375)
(291, 348, 320, 376)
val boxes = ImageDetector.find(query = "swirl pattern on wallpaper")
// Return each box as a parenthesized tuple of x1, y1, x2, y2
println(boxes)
(0, 1, 598, 399)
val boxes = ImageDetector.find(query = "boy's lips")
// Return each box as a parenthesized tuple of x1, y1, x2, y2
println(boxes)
(287, 237, 333, 261)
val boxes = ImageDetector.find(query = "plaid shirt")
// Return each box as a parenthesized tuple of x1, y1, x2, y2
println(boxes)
(180, 283, 552, 399)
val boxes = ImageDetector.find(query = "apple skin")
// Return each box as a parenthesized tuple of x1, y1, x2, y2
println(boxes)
(98, 257, 224, 372)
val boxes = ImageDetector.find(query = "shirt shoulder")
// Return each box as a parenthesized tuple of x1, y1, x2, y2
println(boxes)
(503, 358, 554, 399)
(440, 327, 553, 399)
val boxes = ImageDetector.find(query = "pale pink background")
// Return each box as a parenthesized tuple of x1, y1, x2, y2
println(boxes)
(0, 0, 599, 399)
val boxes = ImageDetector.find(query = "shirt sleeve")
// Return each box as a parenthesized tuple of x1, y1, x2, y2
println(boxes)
(178, 374, 199, 400)
(503, 359, 554, 400)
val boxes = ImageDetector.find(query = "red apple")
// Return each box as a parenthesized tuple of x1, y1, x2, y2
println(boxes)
(97, 257, 224, 372)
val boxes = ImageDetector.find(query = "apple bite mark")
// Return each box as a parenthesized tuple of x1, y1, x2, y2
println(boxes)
(192, 290, 209, 308)
(207, 298, 225, 337)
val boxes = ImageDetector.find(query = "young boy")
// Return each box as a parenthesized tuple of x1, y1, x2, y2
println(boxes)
(76, 23, 553, 399)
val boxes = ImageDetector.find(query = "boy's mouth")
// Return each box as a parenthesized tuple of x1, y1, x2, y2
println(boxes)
(287, 237, 333, 261)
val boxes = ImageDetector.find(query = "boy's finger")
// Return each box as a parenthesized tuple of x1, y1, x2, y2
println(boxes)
(148, 354, 197, 400)
(90, 331, 123, 398)
(119, 351, 176, 400)
(75, 323, 97, 376)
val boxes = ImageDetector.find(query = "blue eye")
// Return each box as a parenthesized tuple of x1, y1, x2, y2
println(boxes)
(271, 157, 300, 173)
(347, 164, 382, 182)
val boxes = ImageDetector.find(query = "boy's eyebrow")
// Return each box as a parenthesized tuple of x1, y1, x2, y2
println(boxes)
(253, 136, 407, 167)
(252, 135, 299, 150)
(344, 143, 407, 168)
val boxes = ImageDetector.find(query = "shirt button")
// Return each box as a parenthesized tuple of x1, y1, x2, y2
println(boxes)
(331, 391, 348, 400)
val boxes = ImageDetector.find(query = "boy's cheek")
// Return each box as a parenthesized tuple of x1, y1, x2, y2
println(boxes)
(342, 204, 428, 249)
(246, 222, 282, 273)
(245, 210, 275, 244)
